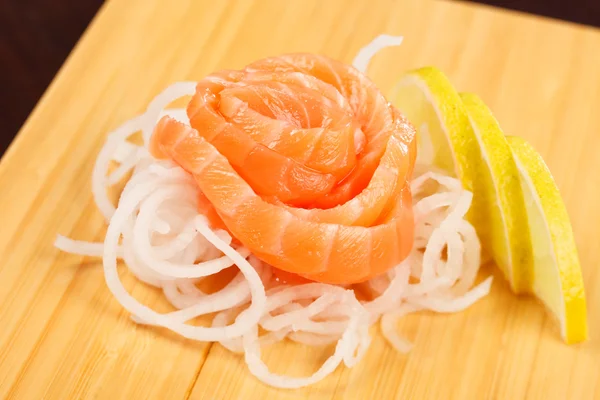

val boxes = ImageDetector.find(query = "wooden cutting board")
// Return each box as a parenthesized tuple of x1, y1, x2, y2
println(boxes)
(1, 0, 599, 398)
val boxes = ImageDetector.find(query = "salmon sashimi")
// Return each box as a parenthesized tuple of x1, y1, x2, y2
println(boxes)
(150, 53, 417, 284)
(151, 117, 414, 284)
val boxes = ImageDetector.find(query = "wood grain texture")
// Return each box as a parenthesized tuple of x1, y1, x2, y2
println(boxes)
(0, 0, 599, 399)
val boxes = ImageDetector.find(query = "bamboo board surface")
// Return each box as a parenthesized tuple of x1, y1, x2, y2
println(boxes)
(1, 0, 600, 398)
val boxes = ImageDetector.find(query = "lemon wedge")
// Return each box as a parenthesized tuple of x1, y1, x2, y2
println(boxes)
(390, 68, 528, 291)
(507, 136, 588, 343)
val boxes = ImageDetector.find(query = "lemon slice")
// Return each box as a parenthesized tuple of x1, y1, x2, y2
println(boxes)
(390, 68, 528, 291)
(390, 66, 587, 342)
(459, 93, 532, 292)
(507, 136, 588, 343)
(390, 67, 476, 178)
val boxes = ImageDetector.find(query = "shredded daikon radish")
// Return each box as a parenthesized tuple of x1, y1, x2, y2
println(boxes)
(141, 81, 197, 145)
(55, 235, 117, 258)
(54, 34, 492, 389)
(352, 34, 404, 73)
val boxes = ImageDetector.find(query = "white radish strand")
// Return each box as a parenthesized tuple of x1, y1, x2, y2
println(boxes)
(55, 235, 121, 258)
(54, 35, 493, 389)
(141, 81, 197, 145)
(92, 114, 146, 220)
(352, 34, 404, 73)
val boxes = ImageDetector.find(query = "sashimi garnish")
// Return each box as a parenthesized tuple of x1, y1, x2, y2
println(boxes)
(55, 35, 491, 389)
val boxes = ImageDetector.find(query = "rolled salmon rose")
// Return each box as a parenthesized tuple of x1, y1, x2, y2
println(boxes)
(150, 53, 417, 284)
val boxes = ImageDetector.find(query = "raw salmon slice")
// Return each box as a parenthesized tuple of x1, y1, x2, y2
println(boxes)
(151, 53, 417, 284)
(151, 115, 414, 284)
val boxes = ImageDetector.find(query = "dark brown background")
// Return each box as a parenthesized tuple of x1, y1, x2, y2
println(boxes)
(1, 0, 599, 156)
